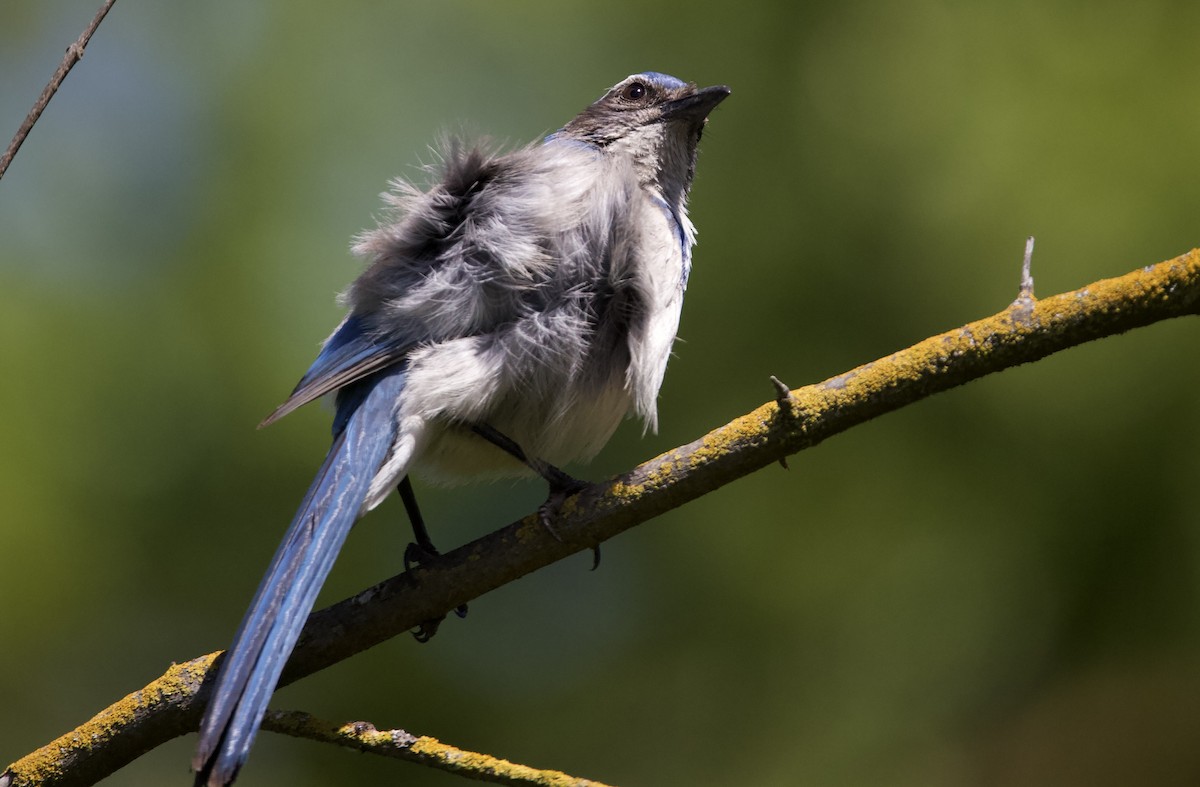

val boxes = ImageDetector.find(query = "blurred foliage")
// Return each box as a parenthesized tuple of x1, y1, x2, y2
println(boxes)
(3, 1, 1200, 785)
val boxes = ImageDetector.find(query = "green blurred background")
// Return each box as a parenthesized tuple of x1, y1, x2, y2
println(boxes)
(4, 1, 1200, 785)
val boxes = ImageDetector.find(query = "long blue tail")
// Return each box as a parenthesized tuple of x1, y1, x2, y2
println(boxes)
(193, 365, 406, 786)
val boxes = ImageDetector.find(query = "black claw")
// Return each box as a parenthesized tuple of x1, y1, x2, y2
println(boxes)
(538, 508, 564, 541)
(536, 472, 588, 540)
(412, 617, 443, 643)
(411, 600, 468, 642)
(403, 540, 433, 573)
(590, 545, 601, 571)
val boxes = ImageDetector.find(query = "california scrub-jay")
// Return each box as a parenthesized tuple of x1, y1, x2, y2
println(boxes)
(193, 71, 729, 785)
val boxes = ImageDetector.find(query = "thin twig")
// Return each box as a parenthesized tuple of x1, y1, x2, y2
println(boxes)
(1020, 235, 1036, 298)
(1010, 235, 1037, 324)
(262, 710, 615, 787)
(0, 0, 118, 181)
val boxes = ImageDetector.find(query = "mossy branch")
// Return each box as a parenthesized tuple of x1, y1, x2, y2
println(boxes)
(260, 710, 614, 787)
(4, 247, 1198, 787)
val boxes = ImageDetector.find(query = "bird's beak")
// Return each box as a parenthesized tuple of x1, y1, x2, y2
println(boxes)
(661, 85, 731, 123)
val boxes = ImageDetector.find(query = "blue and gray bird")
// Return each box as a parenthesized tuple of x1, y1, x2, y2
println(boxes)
(192, 72, 729, 785)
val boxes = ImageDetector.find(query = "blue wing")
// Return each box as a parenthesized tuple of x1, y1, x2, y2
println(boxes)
(194, 318, 409, 785)
(260, 314, 410, 428)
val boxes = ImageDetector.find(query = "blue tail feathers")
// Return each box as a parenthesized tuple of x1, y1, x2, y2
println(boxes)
(194, 364, 406, 785)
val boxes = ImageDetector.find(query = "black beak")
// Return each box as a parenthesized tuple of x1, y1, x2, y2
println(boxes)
(662, 85, 731, 122)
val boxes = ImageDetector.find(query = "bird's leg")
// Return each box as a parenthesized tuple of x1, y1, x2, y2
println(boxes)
(396, 475, 467, 642)
(398, 475, 438, 568)
(469, 423, 588, 526)
(470, 423, 600, 569)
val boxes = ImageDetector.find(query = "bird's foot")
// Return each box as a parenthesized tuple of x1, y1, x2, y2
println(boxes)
(403, 542, 468, 643)
(535, 470, 601, 570)
(412, 617, 443, 643)
(403, 540, 441, 573)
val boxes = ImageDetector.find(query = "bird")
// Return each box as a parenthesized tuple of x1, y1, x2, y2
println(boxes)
(192, 71, 729, 785)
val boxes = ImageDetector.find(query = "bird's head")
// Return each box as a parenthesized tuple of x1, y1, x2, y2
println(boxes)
(557, 72, 730, 195)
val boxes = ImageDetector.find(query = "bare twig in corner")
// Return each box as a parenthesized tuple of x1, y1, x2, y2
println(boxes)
(0, 0, 118, 181)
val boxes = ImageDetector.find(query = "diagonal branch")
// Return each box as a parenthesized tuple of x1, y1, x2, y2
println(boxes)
(0, 0, 118, 181)
(4, 247, 1199, 787)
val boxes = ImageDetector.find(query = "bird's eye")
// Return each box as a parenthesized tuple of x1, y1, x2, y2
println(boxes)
(621, 81, 648, 102)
